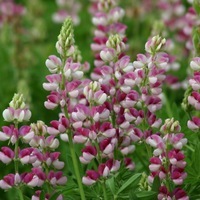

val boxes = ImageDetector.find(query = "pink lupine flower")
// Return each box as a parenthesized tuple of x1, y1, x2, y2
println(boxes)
(0, 125, 14, 141)
(187, 116, 200, 130)
(159, 186, 189, 200)
(109, 7, 125, 22)
(124, 158, 135, 170)
(165, 75, 182, 90)
(31, 190, 49, 200)
(72, 104, 89, 122)
(147, 112, 162, 128)
(32, 191, 63, 200)
(121, 145, 135, 155)
(0, 173, 20, 190)
(19, 125, 34, 143)
(44, 92, 61, 110)
(172, 188, 189, 200)
(166, 133, 187, 150)
(47, 171, 67, 186)
(149, 157, 162, 172)
(3, 107, 31, 122)
(80, 146, 97, 164)
(133, 54, 148, 69)
(158, 186, 171, 200)
(100, 48, 116, 62)
(154, 52, 169, 69)
(125, 127, 143, 142)
(188, 91, 200, 110)
(44, 152, 65, 170)
(83, 81, 107, 105)
(19, 148, 37, 165)
(73, 127, 89, 143)
(64, 59, 83, 80)
(0, 147, 14, 164)
(43, 74, 62, 91)
(45, 55, 62, 73)
(189, 72, 200, 90)
(171, 168, 187, 185)
(92, 12, 107, 26)
(168, 150, 186, 168)
(45, 135, 59, 149)
(22, 172, 39, 187)
(146, 96, 162, 113)
(105, 159, 120, 172)
(190, 57, 200, 71)
(82, 170, 100, 185)
(53, 0, 81, 25)
(146, 134, 165, 156)
(99, 138, 114, 155)
(48, 115, 69, 136)
(31, 168, 46, 187)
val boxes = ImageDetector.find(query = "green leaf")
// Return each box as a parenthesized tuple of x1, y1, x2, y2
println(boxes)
(190, 194, 200, 200)
(116, 173, 141, 195)
(106, 176, 115, 195)
(39, 191, 45, 200)
(49, 192, 61, 200)
(193, 0, 200, 16)
(194, 143, 200, 174)
(152, 176, 160, 192)
(129, 190, 138, 200)
(135, 191, 157, 200)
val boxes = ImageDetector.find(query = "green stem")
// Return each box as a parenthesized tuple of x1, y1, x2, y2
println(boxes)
(14, 140, 19, 173)
(163, 93, 173, 118)
(135, 151, 148, 172)
(102, 181, 108, 200)
(68, 131, 86, 200)
(14, 121, 19, 173)
(145, 143, 152, 160)
(17, 188, 24, 200)
(14, 122, 24, 200)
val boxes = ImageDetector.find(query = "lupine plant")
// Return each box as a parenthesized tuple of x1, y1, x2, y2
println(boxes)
(0, 0, 200, 199)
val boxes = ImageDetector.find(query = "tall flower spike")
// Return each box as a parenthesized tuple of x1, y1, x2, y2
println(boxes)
(56, 17, 75, 59)
(147, 118, 188, 198)
(91, 0, 127, 68)
(186, 57, 200, 130)
(3, 93, 31, 122)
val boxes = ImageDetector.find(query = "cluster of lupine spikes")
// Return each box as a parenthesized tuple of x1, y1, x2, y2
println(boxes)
(147, 118, 188, 200)
(43, 1, 189, 200)
(0, 94, 66, 199)
(0, 0, 190, 199)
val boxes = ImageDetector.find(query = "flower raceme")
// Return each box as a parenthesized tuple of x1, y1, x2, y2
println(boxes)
(146, 118, 188, 199)
(0, 94, 66, 200)
(187, 57, 200, 130)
